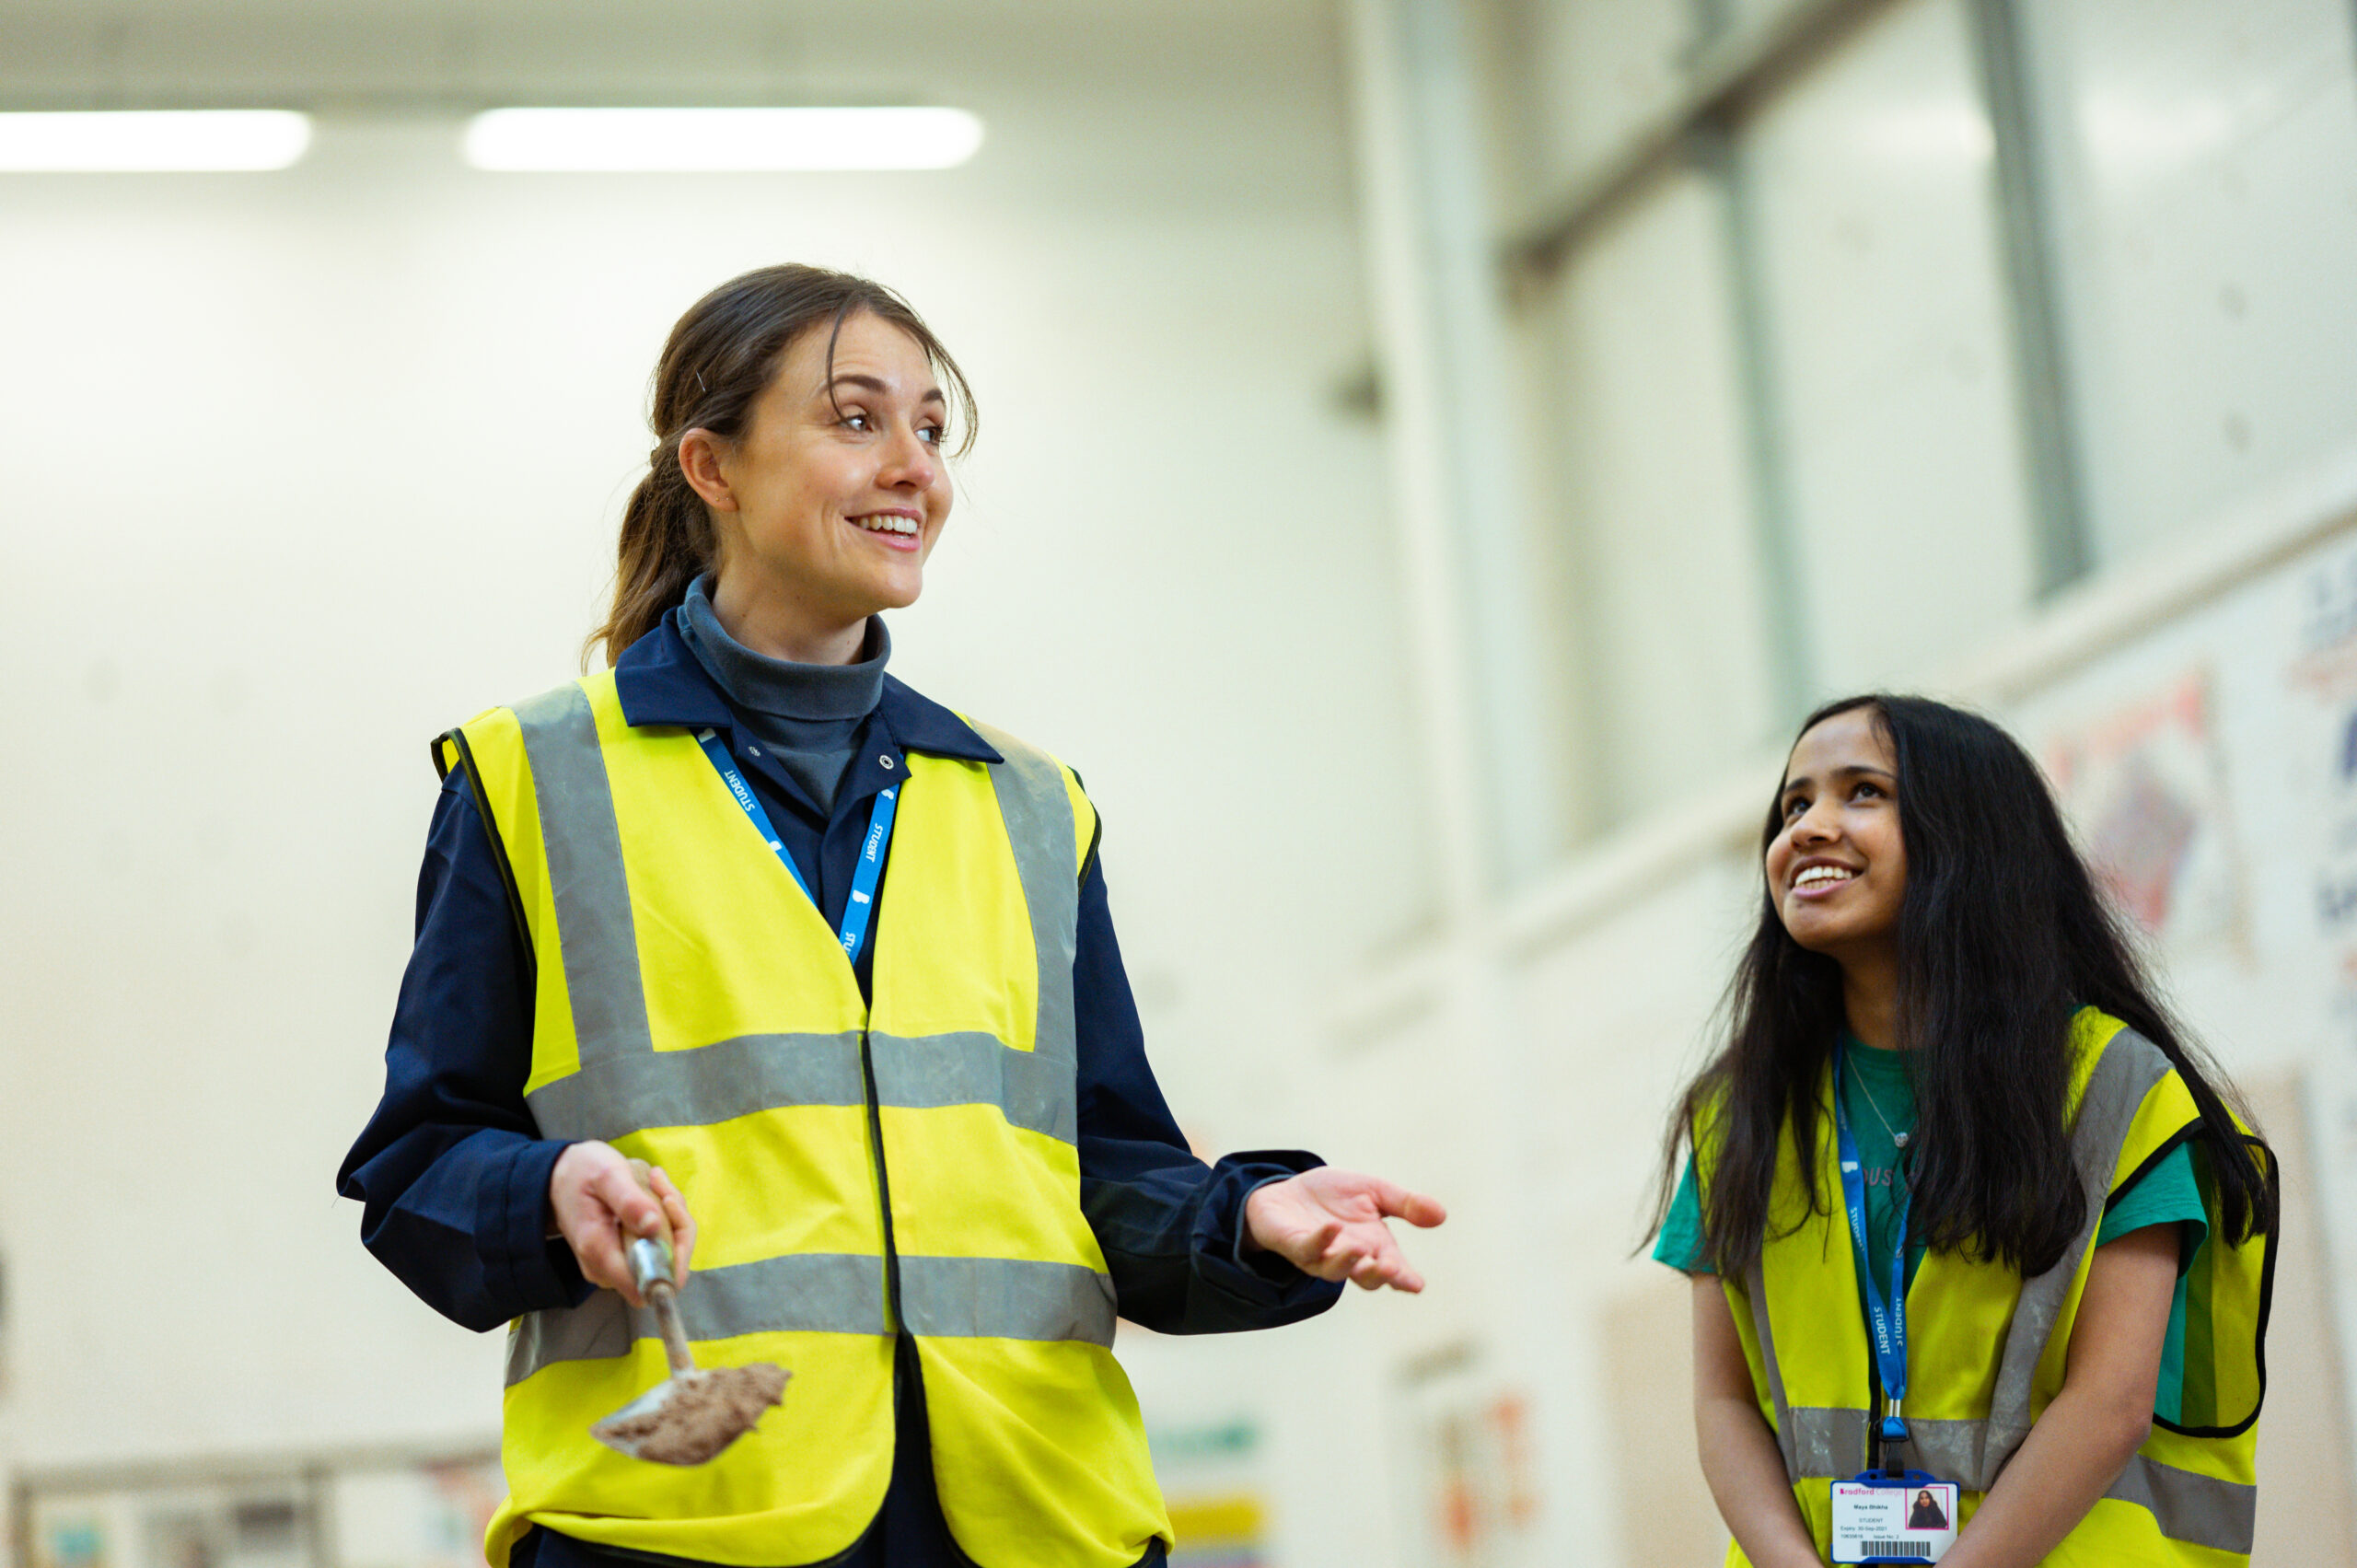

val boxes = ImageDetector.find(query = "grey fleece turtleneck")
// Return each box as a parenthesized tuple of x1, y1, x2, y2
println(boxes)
(679, 575, 888, 816)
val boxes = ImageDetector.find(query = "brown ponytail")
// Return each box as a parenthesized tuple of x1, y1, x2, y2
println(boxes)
(598, 439, 714, 666)
(584, 263, 977, 668)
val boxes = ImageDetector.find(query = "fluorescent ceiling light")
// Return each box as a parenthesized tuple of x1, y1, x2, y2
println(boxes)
(463, 107, 984, 171)
(0, 110, 312, 171)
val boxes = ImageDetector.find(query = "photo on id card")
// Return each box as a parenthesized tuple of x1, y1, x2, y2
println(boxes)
(1830, 1477, 1958, 1563)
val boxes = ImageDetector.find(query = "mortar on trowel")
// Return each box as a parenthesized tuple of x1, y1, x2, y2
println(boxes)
(592, 1234, 790, 1465)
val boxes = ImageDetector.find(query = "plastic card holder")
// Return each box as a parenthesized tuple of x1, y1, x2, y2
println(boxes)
(1830, 1471, 1957, 1564)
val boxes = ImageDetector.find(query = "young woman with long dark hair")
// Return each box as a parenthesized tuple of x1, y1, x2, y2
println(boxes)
(341, 263, 1444, 1568)
(1652, 694, 2274, 1566)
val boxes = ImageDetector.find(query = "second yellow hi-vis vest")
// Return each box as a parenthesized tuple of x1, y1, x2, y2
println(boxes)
(438, 672, 1170, 1568)
(1699, 1008, 2274, 1567)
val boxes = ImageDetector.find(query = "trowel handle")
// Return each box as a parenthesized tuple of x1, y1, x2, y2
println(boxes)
(627, 1234, 676, 1296)
(630, 1237, 697, 1375)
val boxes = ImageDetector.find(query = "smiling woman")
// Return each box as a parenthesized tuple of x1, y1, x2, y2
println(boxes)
(584, 267, 977, 671)
(338, 263, 1445, 1568)
(1647, 693, 2278, 1568)
(1764, 706, 1908, 1009)
(678, 310, 955, 665)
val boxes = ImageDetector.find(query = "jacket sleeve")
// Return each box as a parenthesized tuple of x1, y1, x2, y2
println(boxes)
(337, 771, 594, 1332)
(1073, 853, 1342, 1333)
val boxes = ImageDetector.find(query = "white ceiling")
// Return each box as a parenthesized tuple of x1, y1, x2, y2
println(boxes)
(0, 2, 1340, 115)
(0, 1, 1358, 212)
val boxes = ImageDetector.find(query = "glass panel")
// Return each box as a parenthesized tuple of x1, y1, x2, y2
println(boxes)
(1541, 169, 1778, 827)
(2025, 0, 2357, 566)
(1519, 0, 1703, 191)
(1742, 0, 2037, 693)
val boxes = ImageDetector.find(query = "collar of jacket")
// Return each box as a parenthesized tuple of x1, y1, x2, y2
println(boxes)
(610, 610, 1004, 765)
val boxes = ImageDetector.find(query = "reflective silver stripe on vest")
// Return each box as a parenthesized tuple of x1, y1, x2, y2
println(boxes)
(528, 1031, 867, 1140)
(1758, 1409, 2255, 1554)
(507, 1254, 1116, 1385)
(513, 683, 653, 1065)
(1770, 1406, 1869, 1481)
(511, 692, 1086, 1145)
(506, 1252, 892, 1386)
(1747, 1258, 1870, 1477)
(1900, 1417, 2005, 1490)
(1747, 1260, 1797, 1475)
(501, 691, 1097, 1383)
(869, 1031, 1079, 1144)
(1760, 1028, 2176, 1487)
(900, 1257, 1118, 1347)
(2105, 1451, 2257, 1556)
(1968, 1029, 2173, 1482)
(962, 719, 1080, 1069)
(525, 1028, 1078, 1146)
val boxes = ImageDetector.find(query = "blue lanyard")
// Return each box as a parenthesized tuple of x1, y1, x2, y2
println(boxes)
(1832, 1040, 1915, 1460)
(695, 727, 898, 965)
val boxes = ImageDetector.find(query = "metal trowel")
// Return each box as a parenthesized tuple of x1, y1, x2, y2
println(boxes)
(590, 1234, 790, 1466)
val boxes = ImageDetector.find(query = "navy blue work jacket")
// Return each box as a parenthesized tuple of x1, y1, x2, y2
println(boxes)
(340, 612, 1338, 1568)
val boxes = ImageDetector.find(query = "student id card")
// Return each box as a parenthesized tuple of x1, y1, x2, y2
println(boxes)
(1830, 1474, 1958, 1564)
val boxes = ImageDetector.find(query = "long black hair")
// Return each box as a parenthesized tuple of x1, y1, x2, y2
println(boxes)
(1656, 693, 2272, 1277)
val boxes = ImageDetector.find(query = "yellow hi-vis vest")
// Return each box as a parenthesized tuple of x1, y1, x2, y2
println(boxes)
(437, 672, 1171, 1568)
(1698, 1007, 2274, 1566)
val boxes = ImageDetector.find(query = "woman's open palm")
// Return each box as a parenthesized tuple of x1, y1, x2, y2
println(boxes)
(1244, 1167, 1446, 1292)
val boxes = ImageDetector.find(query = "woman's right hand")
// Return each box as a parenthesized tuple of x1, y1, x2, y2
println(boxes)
(548, 1141, 697, 1307)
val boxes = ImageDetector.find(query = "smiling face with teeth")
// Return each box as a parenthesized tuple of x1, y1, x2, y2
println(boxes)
(679, 309, 955, 664)
(1765, 704, 1908, 970)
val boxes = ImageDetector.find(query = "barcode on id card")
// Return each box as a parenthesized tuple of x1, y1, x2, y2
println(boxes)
(1861, 1544, 1925, 1561)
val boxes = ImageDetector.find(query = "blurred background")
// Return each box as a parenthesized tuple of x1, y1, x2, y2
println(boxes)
(4, 0, 2357, 1563)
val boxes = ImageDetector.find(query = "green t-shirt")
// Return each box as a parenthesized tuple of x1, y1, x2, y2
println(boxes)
(1653, 1035, 2208, 1298)
(1655, 1032, 2212, 1421)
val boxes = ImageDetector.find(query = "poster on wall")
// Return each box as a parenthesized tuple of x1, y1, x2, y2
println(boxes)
(134, 1495, 305, 1568)
(2286, 549, 2357, 990)
(2278, 535, 2357, 1449)
(41, 1517, 105, 1568)
(1149, 1417, 1269, 1568)
(422, 1460, 505, 1568)
(2041, 667, 2246, 955)
(1392, 1344, 1540, 1568)
(140, 1510, 217, 1568)
(2284, 547, 2357, 1180)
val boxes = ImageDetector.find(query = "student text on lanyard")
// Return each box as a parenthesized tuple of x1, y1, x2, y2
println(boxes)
(696, 727, 898, 964)
(1833, 1039, 1915, 1478)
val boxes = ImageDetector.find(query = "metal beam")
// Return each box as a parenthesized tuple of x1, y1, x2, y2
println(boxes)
(1504, 0, 1903, 285)
(1349, 0, 1572, 899)
(1698, 122, 1817, 725)
(1966, 0, 2093, 595)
